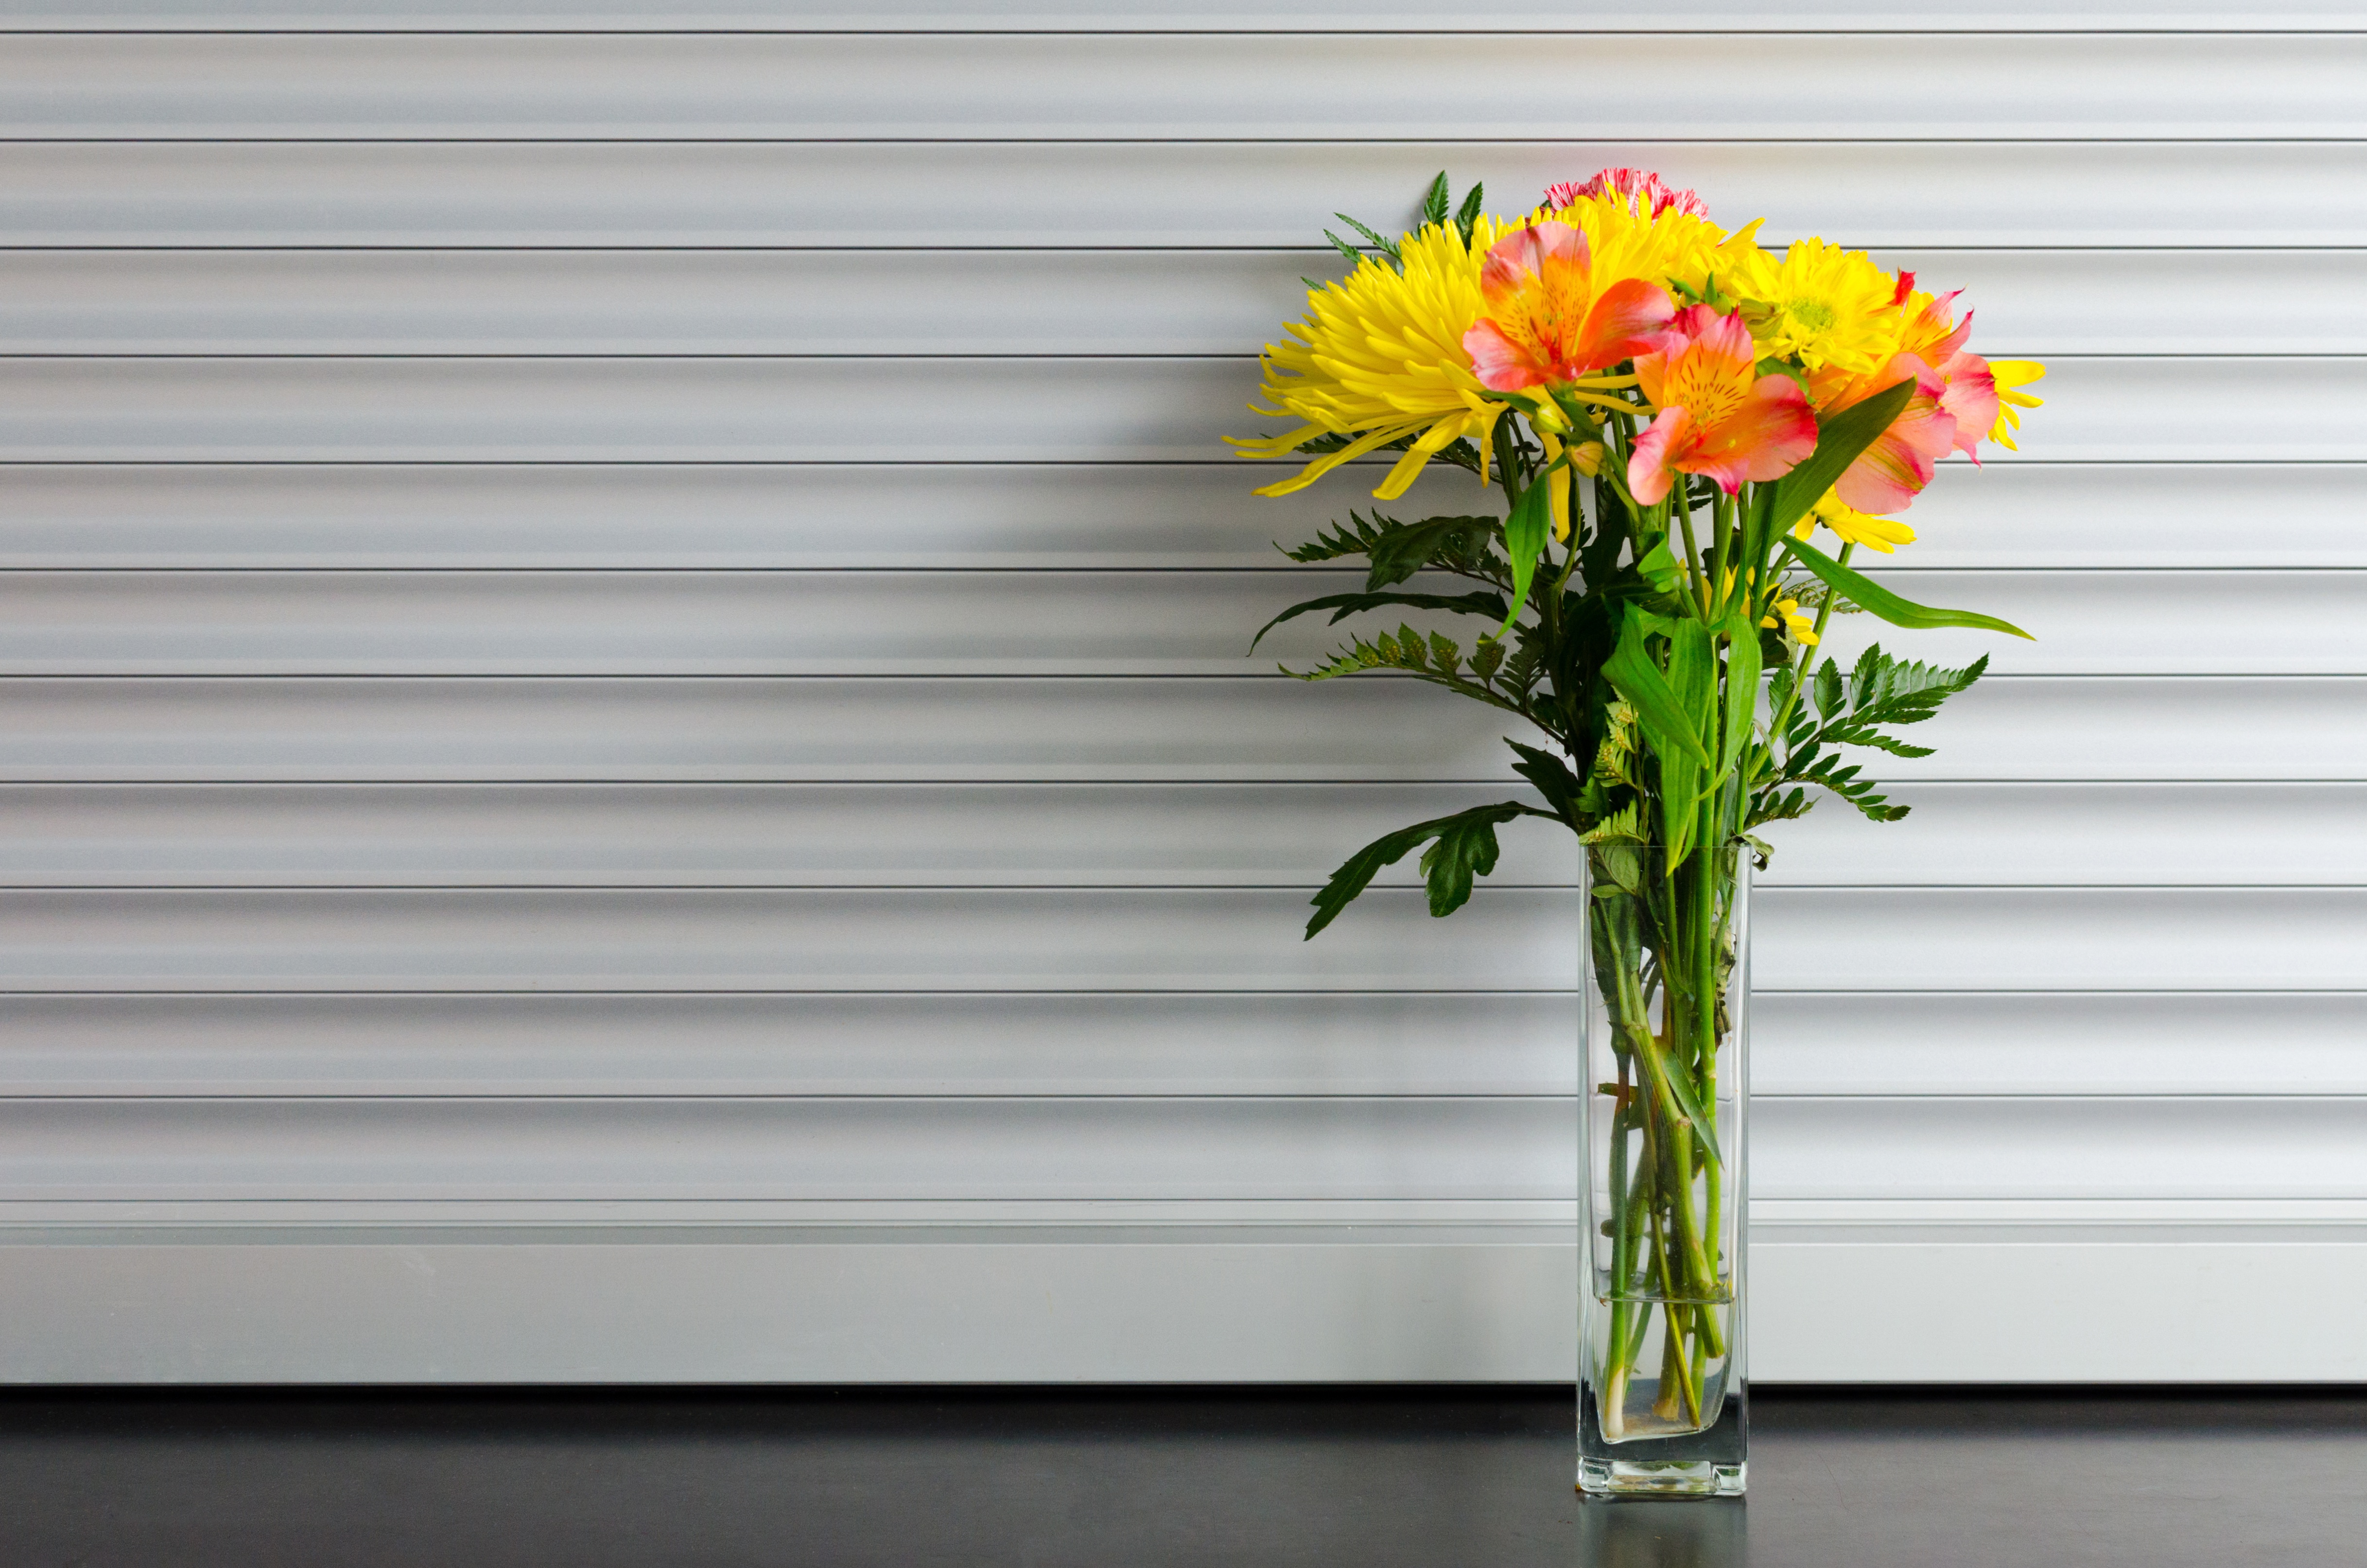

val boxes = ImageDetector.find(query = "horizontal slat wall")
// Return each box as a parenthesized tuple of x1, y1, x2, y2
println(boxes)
(2, 10, 2362, 1386)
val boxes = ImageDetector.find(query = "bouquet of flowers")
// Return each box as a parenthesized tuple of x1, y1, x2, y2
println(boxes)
(1233, 168, 2044, 1479)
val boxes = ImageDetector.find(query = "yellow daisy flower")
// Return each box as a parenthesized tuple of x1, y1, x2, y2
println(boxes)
(1796, 490, 1918, 554)
(1762, 596, 1819, 645)
(1985, 360, 2047, 450)
(1727, 237, 1901, 376)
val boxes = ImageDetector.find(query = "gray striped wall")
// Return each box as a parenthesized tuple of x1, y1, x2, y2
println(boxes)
(1, 1, 2361, 1382)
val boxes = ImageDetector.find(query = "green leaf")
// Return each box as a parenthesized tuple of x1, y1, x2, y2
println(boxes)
(1765, 378, 1916, 539)
(1319, 229, 1370, 269)
(1453, 180, 1486, 246)
(1812, 658, 1845, 720)
(1491, 479, 1555, 637)
(1304, 801, 1531, 939)
(1658, 617, 1716, 859)
(1365, 514, 1501, 590)
(1251, 589, 1509, 650)
(1420, 171, 1451, 230)
(1330, 213, 1403, 269)
(1718, 611, 1762, 777)
(1506, 739, 1585, 827)
(1634, 538, 1683, 598)
(1783, 537, 2035, 640)
(1603, 612, 1711, 772)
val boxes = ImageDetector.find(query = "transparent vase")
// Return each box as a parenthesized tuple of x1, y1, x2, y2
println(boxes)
(1578, 841, 1748, 1497)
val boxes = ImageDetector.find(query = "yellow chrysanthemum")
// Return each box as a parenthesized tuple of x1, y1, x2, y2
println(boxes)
(1986, 360, 2047, 450)
(1727, 238, 1901, 376)
(1231, 218, 1515, 500)
(1796, 491, 1917, 554)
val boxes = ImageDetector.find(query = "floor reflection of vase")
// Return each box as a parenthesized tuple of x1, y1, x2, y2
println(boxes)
(1578, 842, 1748, 1497)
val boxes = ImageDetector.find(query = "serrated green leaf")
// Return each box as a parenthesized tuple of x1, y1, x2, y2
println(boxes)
(1813, 658, 1845, 720)
(1250, 589, 1510, 650)
(1366, 514, 1502, 590)
(1784, 537, 2035, 639)
(1453, 180, 1485, 245)
(1319, 229, 1370, 268)
(1304, 801, 1532, 939)
(1506, 739, 1584, 827)
(1420, 171, 1451, 230)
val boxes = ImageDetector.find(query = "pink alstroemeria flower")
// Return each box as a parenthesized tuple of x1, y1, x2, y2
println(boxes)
(1817, 354, 1961, 514)
(1898, 294, 2002, 462)
(1543, 167, 1712, 219)
(1627, 306, 1819, 504)
(1462, 222, 1677, 394)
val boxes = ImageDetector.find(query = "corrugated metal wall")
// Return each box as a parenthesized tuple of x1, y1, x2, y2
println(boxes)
(1, 1, 2362, 1382)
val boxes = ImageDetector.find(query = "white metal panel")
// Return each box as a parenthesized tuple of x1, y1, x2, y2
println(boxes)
(0, 1095, 2351, 1206)
(0, 569, 2344, 677)
(0, 1097, 1577, 1202)
(0, 992, 1582, 1098)
(0, 0, 2358, 31)
(0, 886, 1575, 992)
(0, 782, 1576, 888)
(0, 461, 2356, 571)
(9, 140, 2367, 247)
(1, 11, 2360, 1383)
(9, 34, 2365, 140)
(0, 676, 1539, 782)
(1765, 783, 2367, 885)
(0, 354, 2346, 464)
(0, 780, 2350, 889)
(0, 884, 2354, 992)
(1754, 992, 2367, 1097)
(0, 675, 2352, 782)
(0, 988, 2358, 1100)
(1756, 888, 2367, 991)
(2, 248, 2356, 357)
(3, 1233, 2361, 1385)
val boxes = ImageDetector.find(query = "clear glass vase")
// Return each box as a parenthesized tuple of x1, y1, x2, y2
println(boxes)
(1578, 841, 1748, 1497)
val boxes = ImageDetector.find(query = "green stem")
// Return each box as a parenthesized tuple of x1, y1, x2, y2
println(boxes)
(1763, 539, 1859, 747)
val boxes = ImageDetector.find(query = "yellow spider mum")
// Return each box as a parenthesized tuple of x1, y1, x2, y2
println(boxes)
(1231, 218, 1515, 500)
(1728, 237, 1901, 376)
(1796, 490, 1918, 554)
(1986, 360, 2047, 450)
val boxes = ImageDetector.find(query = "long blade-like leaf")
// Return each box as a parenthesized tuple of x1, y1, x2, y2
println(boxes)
(1718, 609, 1762, 777)
(1783, 536, 2035, 640)
(1765, 378, 1915, 538)
(1603, 612, 1711, 768)
(1490, 478, 1555, 638)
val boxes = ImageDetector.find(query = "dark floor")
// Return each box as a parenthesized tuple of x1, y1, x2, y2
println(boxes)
(0, 1386, 2359, 1567)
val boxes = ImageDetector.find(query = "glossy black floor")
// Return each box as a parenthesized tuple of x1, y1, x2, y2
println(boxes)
(0, 1386, 2359, 1567)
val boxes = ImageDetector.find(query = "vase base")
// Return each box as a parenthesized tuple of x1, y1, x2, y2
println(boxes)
(1577, 1458, 1745, 1498)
